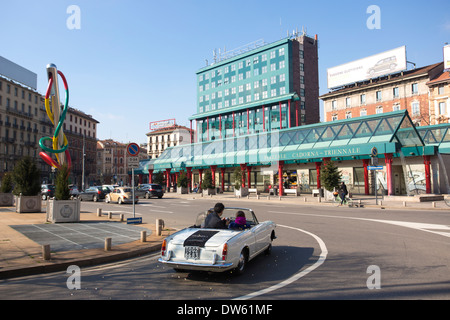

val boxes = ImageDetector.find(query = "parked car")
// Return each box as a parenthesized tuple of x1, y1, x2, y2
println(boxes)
(69, 185, 80, 198)
(41, 184, 55, 200)
(136, 183, 164, 199)
(78, 186, 110, 202)
(158, 207, 276, 274)
(105, 187, 139, 204)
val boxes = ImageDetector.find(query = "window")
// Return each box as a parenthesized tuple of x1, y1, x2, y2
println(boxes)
(411, 101, 420, 115)
(360, 94, 366, 105)
(331, 100, 337, 110)
(360, 109, 367, 117)
(439, 102, 446, 115)
(411, 83, 418, 94)
(332, 114, 338, 121)
(376, 91, 382, 101)
(346, 97, 351, 108)
(393, 104, 401, 111)
(279, 61, 285, 69)
(376, 106, 383, 114)
(279, 48, 285, 55)
(438, 85, 444, 95)
(393, 87, 399, 98)
(346, 112, 352, 119)
(280, 87, 286, 95)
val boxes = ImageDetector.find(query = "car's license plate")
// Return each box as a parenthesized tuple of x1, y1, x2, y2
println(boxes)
(185, 246, 200, 260)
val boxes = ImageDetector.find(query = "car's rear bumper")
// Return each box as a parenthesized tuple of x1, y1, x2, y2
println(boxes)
(158, 258, 234, 272)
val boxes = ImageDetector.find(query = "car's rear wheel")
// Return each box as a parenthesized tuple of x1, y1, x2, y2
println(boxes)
(118, 197, 123, 205)
(93, 195, 98, 202)
(234, 249, 248, 275)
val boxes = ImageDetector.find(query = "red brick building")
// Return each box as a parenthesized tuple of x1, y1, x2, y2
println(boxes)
(320, 62, 444, 126)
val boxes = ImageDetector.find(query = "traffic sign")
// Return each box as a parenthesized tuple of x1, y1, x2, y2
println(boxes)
(368, 166, 383, 170)
(127, 143, 140, 157)
(128, 157, 139, 169)
(371, 147, 378, 157)
(127, 217, 142, 225)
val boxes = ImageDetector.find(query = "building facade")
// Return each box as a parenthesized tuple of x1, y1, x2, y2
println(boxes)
(0, 75, 51, 181)
(0, 58, 99, 187)
(146, 123, 195, 159)
(320, 62, 444, 126)
(190, 34, 319, 142)
(427, 69, 450, 125)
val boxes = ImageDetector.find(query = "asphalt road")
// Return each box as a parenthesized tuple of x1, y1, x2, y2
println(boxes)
(1, 196, 449, 301)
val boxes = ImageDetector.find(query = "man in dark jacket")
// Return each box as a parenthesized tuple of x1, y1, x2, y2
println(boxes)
(204, 203, 229, 229)
(339, 182, 348, 205)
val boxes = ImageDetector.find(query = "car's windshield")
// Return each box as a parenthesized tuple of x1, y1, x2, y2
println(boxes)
(194, 208, 258, 228)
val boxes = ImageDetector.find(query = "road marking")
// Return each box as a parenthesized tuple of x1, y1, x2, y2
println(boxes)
(269, 211, 450, 238)
(234, 224, 328, 300)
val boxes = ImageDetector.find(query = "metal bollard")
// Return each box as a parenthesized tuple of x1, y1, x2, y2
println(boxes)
(97, 208, 102, 217)
(108, 212, 113, 219)
(120, 214, 124, 222)
(141, 231, 147, 242)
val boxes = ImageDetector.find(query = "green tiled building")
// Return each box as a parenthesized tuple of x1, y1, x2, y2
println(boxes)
(190, 34, 319, 142)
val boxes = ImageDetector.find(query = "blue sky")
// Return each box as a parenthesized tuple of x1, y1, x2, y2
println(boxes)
(1, 0, 449, 144)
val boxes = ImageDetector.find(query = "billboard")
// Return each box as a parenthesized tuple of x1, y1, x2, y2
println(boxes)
(327, 46, 407, 89)
(444, 44, 450, 71)
(0, 56, 37, 90)
(149, 119, 176, 131)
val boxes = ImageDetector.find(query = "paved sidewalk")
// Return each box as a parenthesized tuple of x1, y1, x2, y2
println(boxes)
(0, 192, 448, 280)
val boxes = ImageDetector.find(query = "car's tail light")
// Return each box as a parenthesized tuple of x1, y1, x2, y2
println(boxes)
(97, 190, 101, 194)
(161, 239, 167, 256)
(221, 243, 228, 261)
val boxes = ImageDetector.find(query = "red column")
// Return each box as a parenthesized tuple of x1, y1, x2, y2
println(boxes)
(232, 112, 235, 137)
(362, 159, 370, 195)
(139, 174, 143, 185)
(279, 102, 282, 129)
(247, 108, 250, 134)
(187, 167, 192, 191)
(384, 153, 394, 196)
(190, 120, 193, 143)
(220, 167, 225, 192)
(247, 166, 252, 189)
(295, 101, 299, 127)
(165, 168, 171, 191)
(219, 115, 222, 139)
(198, 169, 203, 190)
(211, 165, 217, 187)
(148, 170, 153, 184)
(315, 162, 322, 189)
(288, 100, 291, 128)
(423, 155, 431, 194)
(240, 164, 247, 188)
(262, 106, 265, 132)
(278, 161, 284, 195)
(207, 117, 209, 141)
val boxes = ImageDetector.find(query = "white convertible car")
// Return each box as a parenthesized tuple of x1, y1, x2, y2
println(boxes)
(158, 207, 276, 274)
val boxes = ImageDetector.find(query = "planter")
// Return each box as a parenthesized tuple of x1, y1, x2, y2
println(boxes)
(15, 195, 42, 213)
(177, 186, 189, 194)
(203, 188, 216, 196)
(46, 199, 81, 223)
(235, 187, 249, 197)
(0, 193, 14, 206)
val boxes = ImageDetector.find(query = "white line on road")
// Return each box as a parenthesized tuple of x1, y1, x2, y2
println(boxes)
(234, 224, 328, 300)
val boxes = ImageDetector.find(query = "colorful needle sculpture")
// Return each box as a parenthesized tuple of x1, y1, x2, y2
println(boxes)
(39, 64, 72, 172)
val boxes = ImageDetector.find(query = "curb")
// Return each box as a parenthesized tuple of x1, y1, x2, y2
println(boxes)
(0, 242, 162, 280)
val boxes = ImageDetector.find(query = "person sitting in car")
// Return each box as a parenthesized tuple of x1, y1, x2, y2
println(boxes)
(228, 210, 251, 231)
(204, 203, 229, 229)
